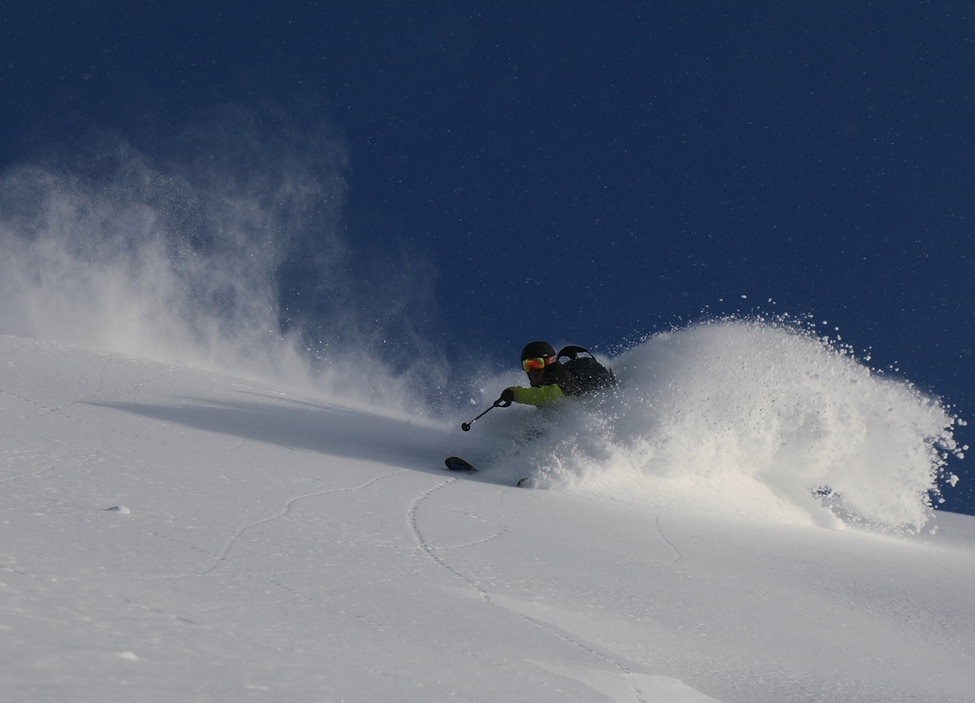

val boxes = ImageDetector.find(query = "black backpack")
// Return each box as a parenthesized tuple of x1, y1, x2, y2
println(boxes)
(557, 346, 617, 396)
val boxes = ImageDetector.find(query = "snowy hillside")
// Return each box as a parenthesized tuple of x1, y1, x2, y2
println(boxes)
(2, 333, 974, 703)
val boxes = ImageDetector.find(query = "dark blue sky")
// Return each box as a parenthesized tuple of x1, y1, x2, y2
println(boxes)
(2, 1, 973, 512)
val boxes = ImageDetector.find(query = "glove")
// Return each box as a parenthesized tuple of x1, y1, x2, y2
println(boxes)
(497, 388, 515, 407)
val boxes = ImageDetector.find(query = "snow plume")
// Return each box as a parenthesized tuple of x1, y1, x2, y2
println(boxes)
(471, 320, 963, 533)
(0, 103, 442, 414)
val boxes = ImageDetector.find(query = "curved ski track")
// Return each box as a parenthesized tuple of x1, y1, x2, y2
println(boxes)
(408, 476, 651, 703)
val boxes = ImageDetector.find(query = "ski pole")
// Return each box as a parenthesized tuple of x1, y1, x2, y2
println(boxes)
(461, 398, 509, 431)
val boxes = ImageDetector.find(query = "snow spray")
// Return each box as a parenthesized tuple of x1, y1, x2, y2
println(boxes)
(485, 320, 963, 533)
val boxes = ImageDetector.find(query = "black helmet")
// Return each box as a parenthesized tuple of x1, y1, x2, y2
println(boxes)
(521, 341, 556, 361)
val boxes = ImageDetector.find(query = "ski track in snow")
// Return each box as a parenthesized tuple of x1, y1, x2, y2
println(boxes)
(925, 552, 975, 582)
(145, 468, 411, 591)
(203, 469, 408, 574)
(409, 477, 652, 703)
(406, 478, 481, 592)
(653, 515, 683, 563)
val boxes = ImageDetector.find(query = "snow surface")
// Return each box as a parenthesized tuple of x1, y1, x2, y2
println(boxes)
(2, 332, 974, 703)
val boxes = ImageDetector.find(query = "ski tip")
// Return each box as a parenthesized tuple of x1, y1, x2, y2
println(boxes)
(516, 477, 535, 488)
(445, 456, 477, 472)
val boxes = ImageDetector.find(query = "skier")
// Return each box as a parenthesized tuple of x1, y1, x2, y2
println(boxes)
(498, 341, 572, 407)
(456, 341, 615, 432)
(498, 341, 615, 407)
(446, 341, 615, 475)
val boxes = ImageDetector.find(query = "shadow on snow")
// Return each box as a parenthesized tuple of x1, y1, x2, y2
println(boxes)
(86, 392, 501, 484)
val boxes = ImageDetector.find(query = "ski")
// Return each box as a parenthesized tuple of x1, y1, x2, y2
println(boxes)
(444, 456, 477, 472)
(445, 456, 534, 486)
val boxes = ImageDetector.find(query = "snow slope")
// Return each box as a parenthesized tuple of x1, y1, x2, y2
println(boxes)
(2, 333, 974, 703)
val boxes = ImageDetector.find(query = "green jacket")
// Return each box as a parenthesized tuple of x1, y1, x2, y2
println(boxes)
(507, 362, 577, 407)
(509, 383, 566, 407)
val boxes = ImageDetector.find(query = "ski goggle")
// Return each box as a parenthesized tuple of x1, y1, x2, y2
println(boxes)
(522, 356, 555, 372)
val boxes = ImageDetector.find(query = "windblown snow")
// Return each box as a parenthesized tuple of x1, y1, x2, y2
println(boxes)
(2, 333, 973, 703)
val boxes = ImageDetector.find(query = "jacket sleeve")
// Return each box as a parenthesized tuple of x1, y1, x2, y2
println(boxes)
(509, 384, 566, 407)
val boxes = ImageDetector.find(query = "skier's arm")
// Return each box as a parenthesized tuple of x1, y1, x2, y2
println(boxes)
(507, 384, 566, 407)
